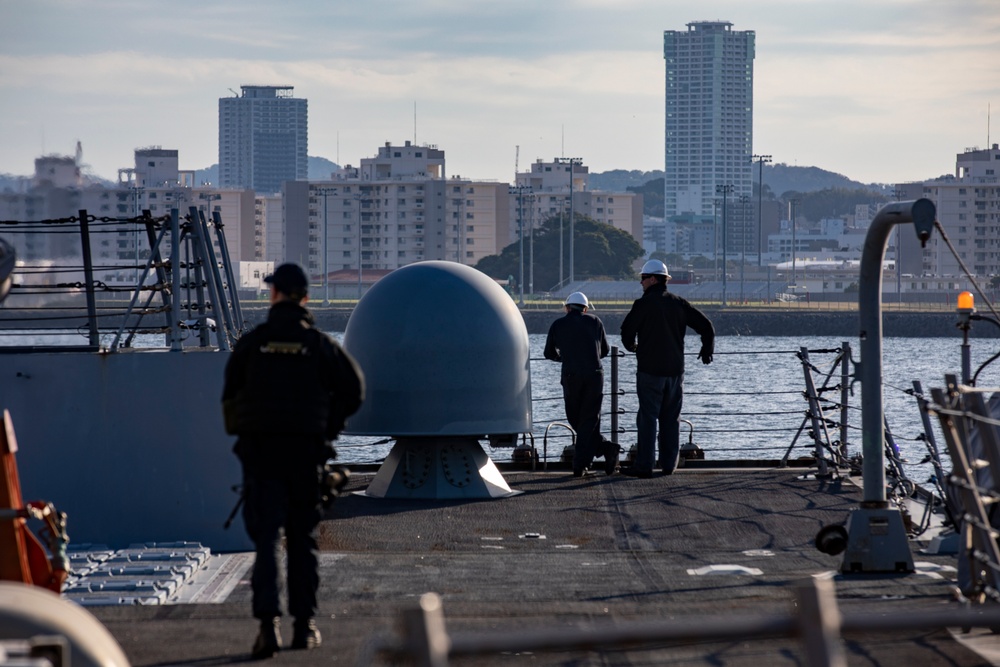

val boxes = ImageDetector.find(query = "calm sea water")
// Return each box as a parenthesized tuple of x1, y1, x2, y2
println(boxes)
(5, 329, 997, 485)
(331, 332, 1000, 490)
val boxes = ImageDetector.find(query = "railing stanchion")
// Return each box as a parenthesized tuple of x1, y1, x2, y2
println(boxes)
(610, 346, 619, 444)
(800, 347, 832, 476)
(77, 209, 100, 347)
(840, 341, 851, 461)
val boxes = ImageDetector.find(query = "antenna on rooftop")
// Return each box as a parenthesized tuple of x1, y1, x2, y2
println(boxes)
(228, 88, 239, 97)
(515, 145, 519, 178)
(414, 101, 417, 145)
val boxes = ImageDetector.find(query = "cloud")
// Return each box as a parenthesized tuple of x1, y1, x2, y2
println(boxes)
(1, 0, 999, 184)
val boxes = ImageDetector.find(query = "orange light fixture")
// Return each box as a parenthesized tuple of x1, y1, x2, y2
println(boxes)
(957, 291, 975, 313)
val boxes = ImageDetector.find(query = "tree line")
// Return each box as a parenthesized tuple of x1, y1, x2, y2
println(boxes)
(475, 214, 643, 292)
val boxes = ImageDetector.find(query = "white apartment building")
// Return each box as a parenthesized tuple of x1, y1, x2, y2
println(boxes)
(511, 158, 643, 245)
(663, 21, 755, 218)
(918, 144, 1000, 278)
(1, 150, 254, 289)
(282, 142, 509, 281)
(253, 193, 285, 262)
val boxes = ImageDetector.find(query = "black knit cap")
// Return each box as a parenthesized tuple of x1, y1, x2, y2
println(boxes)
(264, 263, 309, 297)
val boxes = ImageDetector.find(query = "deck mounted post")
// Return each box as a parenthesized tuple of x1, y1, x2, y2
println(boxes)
(77, 210, 100, 347)
(842, 198, 935, 573)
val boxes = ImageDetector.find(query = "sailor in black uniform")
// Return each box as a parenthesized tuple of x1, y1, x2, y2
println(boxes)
(222, 263, 364, 659)
(544, 291, 620, 476)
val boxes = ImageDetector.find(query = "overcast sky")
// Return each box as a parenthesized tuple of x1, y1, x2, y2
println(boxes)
(1, 0, 998, 186)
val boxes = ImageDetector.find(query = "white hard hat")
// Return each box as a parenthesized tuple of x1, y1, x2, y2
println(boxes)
(641, 259, 671, 278)
(565, 292, 589, 308)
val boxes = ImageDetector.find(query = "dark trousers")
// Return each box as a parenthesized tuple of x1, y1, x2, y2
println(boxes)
(562, 371, 606, 473)
(635, 371, 684, 474)
(242, 467, 322, 622)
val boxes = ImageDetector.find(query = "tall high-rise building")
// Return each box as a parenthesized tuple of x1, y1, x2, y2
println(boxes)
(218, 85, 308, 194)
(663, 21, 755, 222)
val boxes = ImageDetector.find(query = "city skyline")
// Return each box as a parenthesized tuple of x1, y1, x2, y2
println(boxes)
(1, 0, 998, 186)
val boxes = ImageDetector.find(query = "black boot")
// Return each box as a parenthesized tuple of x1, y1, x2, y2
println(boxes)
(251, 618, 281, 660)
(604, 442, 620, 476)
(291, 618, 322, 650)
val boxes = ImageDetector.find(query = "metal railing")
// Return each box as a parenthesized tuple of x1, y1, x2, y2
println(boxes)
(927, 376, 1000, 601)
(360, 577, 1000, 667)
(523, 344, 854, 469)
(0, 208, 243, 352)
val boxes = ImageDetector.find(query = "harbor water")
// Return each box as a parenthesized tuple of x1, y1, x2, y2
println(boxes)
(334, 332, 998, 487)
(5, 330, 997, 486)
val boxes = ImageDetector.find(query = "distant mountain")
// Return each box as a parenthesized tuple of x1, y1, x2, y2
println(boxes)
(762, 163, 879, 197)
(590, 164, 888, 200)
(307, 156, 340, 180)
(590, 169, 664, 192)
(625, 178, 664, 218)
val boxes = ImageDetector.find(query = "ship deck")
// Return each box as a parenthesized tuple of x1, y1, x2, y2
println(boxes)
(88, 466, 999, 666)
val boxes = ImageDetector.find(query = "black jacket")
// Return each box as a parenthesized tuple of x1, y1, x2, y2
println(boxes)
(620, 283, 714, 377)
(222, 301, 365, 444)
(543, 309, 609, 378)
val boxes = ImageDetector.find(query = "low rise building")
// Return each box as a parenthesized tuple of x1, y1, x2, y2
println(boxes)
(283, 142, 509, 287)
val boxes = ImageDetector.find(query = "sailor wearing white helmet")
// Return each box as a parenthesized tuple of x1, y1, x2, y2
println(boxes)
(620, 259, 714, 478)
(543, 292, 621, 477)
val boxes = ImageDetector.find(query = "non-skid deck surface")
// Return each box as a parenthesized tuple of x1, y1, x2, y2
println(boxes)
(91, 469, 994, 666)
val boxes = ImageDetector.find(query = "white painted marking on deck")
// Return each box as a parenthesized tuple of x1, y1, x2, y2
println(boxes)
(741, 549, 774, 557)
(686, 564, 763, 576)
(914, 560, 957, 580)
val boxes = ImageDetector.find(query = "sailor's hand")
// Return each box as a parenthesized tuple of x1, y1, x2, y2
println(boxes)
(698, 346, 713, 365)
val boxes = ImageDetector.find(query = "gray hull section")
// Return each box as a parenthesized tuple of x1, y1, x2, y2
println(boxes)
(0, 349, 250, 551)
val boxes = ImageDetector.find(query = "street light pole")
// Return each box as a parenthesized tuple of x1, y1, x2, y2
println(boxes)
(788, 198, 800, 287)
(716, 184, 733, 306)
(354, 192, 364, 299)
(509, 185, 528, 306)
(518, 188, 524, 305)
(323, 192, 330, 304)
(568, 158, 581, 285)
(739, 194, 749, 302)
(712, 198, 720, 283)
(528, 190, 535, 297)
(313, 187, 337, 305)
(752, 154, 771, 267)
(892, 188, 905, 304)
(554, 157, 582, 289)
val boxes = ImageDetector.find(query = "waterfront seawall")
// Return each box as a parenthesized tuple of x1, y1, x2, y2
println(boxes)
(238, 306, 973, 339)
(0, 305, 972, 339)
